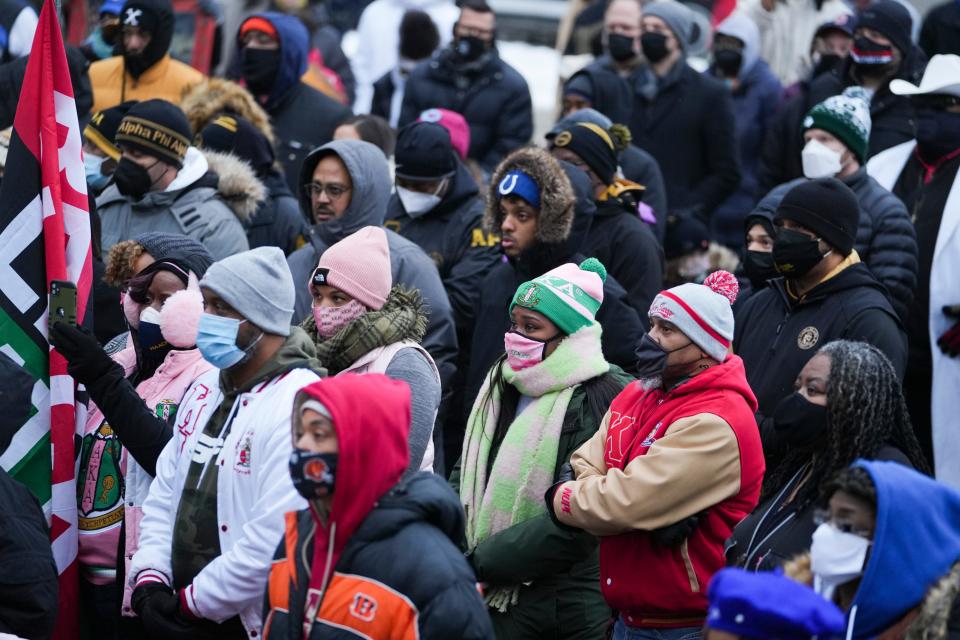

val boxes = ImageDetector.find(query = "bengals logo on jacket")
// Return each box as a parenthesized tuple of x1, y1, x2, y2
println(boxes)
(264, 512, 420, 640)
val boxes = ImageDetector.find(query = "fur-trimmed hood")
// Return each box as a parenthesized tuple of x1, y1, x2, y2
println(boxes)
(180, 77, 275, 144)
(785, 555, 960, 640)
(483, 146, 575, 247)
(203, 149, 266, 223)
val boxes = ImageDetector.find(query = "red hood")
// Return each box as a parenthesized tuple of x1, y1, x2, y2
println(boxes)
(670, 356, 758, 413)
(294, 374, 411, 592)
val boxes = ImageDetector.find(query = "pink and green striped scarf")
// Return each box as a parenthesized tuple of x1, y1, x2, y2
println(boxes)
(460, 321, 609, 555)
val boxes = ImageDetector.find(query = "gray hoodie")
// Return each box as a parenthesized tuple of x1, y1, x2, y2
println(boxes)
(286, 139, 458, 388)
(97, 148, 251, 260)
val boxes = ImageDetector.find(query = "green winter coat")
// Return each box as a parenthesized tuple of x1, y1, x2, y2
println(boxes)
(451, 365, 633, 640)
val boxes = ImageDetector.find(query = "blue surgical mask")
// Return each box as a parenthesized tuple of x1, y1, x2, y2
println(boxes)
(84, 153, 110, 191)
(196, 313, 261, 369)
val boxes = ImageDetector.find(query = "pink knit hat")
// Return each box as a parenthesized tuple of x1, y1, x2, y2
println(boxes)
(418, 108, 470, 161)
(314, 226, 392, 310)
(647, 271, 739, 362)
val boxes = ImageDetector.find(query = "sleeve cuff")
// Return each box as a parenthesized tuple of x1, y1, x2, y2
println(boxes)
(179, 584, 202, 620)
(134, 569, 171, 588)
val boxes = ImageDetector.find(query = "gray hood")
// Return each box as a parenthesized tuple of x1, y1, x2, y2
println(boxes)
(296, 139, 392, 246)
(715, 11, 760, 80)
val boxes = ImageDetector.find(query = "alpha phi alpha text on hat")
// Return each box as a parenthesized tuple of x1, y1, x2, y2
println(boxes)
(115, 99, 192, 168)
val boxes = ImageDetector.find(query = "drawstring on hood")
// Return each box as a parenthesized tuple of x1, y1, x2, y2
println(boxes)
(297, 140, 392, 245)
(292, 375, 411, 603)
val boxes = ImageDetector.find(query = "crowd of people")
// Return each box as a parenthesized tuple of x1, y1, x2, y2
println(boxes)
(1, 0, 960, 638)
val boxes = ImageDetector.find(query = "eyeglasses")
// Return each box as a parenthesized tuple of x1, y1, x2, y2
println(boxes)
(813, 509, 873, 539)
(302, 182, 351, 201)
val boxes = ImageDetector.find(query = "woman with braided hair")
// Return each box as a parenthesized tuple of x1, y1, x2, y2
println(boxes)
(728, 339, 930, 572)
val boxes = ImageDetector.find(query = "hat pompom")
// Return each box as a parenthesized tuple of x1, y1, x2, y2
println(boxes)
(159, 289, 203, 348)
(704, 270, 739, 305)
(579, 257, 607, 283)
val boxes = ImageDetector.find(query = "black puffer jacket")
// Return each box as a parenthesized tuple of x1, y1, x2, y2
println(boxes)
(248, 169, 307, 255)
(398, 47, 533, 174)
(263, 474, 494, 640)
(385, 159, 501, 336)
(754, 169, 918, 321)
(465, 153, 645, 412)
(734, 262, 907, 418)
(627, 60, 741, 220)
(806, 49, 928, 158)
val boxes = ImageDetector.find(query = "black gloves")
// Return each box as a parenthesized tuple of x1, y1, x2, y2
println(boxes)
(131, 583, 221, 640)
(938, 305, 960, 357)
(651, 511, 707, 547)
(48, 322, 118, 384)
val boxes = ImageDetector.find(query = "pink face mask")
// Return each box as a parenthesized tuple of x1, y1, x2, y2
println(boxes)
(503, 330, 561, 371)
(313, 299, 367, 339)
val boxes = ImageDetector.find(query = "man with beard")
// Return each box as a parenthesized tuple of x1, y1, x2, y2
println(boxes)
(89, 0, 204, 113)
(398, 0, 532, 176)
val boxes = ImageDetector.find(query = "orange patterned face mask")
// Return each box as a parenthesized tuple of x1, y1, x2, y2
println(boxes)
(313, 300, 367, 339)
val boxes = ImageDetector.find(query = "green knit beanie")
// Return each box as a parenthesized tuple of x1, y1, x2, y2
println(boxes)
(509, 258, 607, 335)
(803, 87, 872, 163)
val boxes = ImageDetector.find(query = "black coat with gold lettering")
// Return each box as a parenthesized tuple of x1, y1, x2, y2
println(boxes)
(733, 262, 906, 420)
(385, 160, 500, 338)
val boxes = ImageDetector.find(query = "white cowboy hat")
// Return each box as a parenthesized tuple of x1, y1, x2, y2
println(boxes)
(890, 54, 960, 98)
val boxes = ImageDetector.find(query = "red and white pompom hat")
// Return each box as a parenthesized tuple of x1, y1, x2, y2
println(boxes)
(647, 271, 740, 363)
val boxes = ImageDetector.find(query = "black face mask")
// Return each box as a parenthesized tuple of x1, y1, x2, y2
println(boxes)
(772, 228, 827, 278)
(113, 157, 159, 199)
(915, 107, 960, 160)
(714, 49, 743, 77)
(812, 52, 842, 77)
(242, 47, 281, 95)
(634, 333, 696, 380)
(744, 250, 778, 289)
(850, 35, 894, 66)
(641, 32, 670, 63)
(608, 33, 637, 62)
(289, 449, 337, 500)
(772, 391, 828, 448)
(455, 35, 489, 62)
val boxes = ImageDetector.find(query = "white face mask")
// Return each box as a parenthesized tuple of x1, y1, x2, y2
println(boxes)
(397, 181, 445, 218)
(810, 522, 872, 603)
(802, 138, 845, 179)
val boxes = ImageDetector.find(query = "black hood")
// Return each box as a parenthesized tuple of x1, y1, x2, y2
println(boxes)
(120, 0, 174, 79)
(350, 473, 468, 548)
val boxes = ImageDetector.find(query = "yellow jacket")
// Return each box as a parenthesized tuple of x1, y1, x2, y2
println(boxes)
(89, 54, 205, 114)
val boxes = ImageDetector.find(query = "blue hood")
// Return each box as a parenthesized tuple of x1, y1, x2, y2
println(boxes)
(238, 12, 308, 110)
(715, 11, 760, 80)
(849, 460, 960, 638)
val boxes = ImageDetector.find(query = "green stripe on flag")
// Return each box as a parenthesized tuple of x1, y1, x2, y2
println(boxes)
(9, 433, 52, 506)
(0, 307, 47, 381)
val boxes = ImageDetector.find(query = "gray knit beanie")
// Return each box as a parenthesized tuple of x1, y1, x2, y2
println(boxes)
(135, 232, 214, 277)
(200, 247, 295, 336)
(644, 1, 699, 51)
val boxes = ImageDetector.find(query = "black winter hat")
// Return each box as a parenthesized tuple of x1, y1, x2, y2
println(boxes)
(399, 10, 440, 61)
(665, 214, 710, 260)
(550, 122, 618, 186)
(197, 113, 275, 174)
(115, 99, 192, 168)
(136, 232, 215, 277)
(774, 178, 860, 255)
(858, 0, 912, 57)
(395, 122, 457, 181)
(84, 100, 138, 161)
